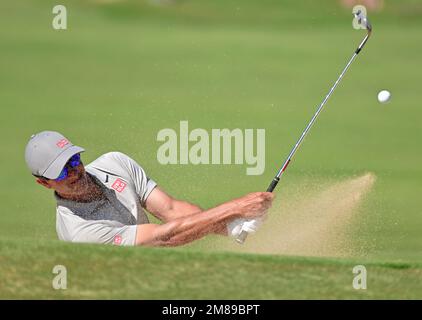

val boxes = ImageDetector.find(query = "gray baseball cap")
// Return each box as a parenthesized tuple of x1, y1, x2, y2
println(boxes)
(25, 131, 85, 179)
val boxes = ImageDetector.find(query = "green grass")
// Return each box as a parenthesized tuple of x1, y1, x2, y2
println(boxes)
(1, 239, 421, 299)
(1, 0, 422, 298)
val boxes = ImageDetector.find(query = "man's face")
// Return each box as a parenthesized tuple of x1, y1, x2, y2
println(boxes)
(36, 158, 90, 196)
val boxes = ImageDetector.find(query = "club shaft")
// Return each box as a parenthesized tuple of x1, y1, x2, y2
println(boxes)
(236, 29, 372, 244)
(268, 33, 371, 192)
(268, 51, 359, 191)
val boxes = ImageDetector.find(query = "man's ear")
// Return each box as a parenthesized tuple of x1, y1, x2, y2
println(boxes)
(36, 178, 52, 189)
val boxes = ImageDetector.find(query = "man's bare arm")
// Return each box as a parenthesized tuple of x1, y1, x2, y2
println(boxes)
(136, 192, 273, 247)
(145, 187, 202, 222)
(145, 187, 228, 235)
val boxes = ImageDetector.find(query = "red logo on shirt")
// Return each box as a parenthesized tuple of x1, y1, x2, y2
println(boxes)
(113, 235, 122, 245)
(56, 139, 69, 148)
(112, 179, 127, 193)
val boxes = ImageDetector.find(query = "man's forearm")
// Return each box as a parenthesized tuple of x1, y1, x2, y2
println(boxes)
(163, 200, 228, 236)
(136, 200, 240, 246)
(162, 200, 202, 222)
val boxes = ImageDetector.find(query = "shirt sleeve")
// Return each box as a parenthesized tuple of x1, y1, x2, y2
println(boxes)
(109, 152, 157, 206)
(56, 207, 137, 246)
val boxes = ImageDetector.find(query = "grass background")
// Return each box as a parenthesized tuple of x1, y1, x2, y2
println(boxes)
(0, 0, 421, 298)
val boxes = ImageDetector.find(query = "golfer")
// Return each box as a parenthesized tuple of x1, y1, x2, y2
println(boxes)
(24, 131, 273, 246)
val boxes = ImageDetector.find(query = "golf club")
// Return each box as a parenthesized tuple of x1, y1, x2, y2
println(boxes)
(236, 9, 372, 244)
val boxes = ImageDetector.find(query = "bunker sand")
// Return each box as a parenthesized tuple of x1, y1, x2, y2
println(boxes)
(217, 173, 376, 257)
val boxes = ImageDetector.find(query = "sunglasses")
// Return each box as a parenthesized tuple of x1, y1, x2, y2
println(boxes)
(55, 153, 81, 181)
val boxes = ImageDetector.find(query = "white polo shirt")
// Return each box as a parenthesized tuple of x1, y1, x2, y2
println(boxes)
(55, 152, 157, 246)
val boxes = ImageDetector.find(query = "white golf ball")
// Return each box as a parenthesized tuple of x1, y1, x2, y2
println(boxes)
(378, 90, 391, 103)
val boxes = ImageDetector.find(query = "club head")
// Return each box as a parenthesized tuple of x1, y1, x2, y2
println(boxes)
(354, 9, 372, 32)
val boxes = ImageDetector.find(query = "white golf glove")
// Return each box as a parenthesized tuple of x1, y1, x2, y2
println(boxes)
(227, 218, 263, 238)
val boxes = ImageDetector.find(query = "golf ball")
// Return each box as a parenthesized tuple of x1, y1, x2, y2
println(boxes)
(378, 90, 391, 103)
